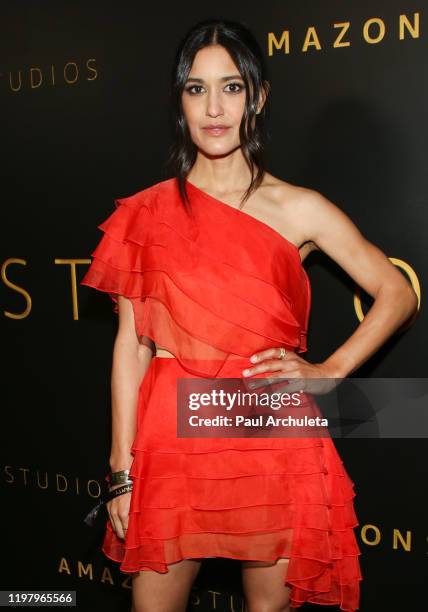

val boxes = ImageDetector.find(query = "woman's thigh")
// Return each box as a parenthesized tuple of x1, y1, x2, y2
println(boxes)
(131, 558, 202, 612)
(241, 558, 291, 612)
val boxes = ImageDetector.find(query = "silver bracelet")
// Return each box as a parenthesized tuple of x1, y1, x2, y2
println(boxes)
(109, 468, 132, 486)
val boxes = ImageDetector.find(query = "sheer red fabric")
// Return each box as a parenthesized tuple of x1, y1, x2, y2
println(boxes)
(80, 178, 310, 377)
(80, 178, 362, 611)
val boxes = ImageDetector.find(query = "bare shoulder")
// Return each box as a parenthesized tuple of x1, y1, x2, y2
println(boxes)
(262, 174, 406, 304)
(269, 176, 366, 250)
(261, 173, 321, 208)
(259, 173, 328, 255)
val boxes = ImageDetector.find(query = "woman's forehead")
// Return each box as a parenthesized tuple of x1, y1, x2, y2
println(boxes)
(188, 45, 239, 76)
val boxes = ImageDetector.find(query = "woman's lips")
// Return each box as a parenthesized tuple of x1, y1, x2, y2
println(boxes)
(203, 127, 230, 136)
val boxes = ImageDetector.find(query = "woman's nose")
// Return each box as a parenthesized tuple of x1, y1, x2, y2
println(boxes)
(206, 91, 224, 117)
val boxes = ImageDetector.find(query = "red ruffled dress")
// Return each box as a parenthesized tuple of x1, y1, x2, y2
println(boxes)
(80, 177, 362, 611)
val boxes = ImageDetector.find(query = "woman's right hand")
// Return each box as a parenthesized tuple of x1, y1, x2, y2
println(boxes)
(106, 482, 133, 540)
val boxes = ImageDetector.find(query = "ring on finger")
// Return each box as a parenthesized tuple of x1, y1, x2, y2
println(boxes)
(278, 347, 287, 360)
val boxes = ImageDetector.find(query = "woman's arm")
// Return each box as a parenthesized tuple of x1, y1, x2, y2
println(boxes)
(109, 295, 153, 472)
(243, 188, 418, 381)
(301, 190, 418, 378)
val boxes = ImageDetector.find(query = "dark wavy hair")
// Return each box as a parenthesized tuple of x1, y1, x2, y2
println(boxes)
(164, 18, 271, 213)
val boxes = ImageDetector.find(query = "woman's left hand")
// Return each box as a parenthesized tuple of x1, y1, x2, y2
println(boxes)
(241, 347, 341, 395)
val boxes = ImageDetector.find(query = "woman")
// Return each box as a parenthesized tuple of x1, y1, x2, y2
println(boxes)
(80, 18, 417, 612)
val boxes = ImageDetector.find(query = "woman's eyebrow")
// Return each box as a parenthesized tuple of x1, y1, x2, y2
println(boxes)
(185, 74, 243, 83)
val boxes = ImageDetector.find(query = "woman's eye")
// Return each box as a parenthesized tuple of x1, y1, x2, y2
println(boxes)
(185, 85, 204, 95)
(225, 82, 244, 93)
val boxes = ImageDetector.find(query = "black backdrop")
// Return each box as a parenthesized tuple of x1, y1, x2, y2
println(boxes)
(1, 1, 426, 610)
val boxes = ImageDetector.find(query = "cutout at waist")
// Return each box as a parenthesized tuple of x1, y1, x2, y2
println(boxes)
(154, 347, 297, 360)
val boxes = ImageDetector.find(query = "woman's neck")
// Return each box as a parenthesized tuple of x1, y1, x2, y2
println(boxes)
(187, 152, 257, 194)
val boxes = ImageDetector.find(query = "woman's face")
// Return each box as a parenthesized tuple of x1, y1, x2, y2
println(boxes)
(181, 44, 248, 157)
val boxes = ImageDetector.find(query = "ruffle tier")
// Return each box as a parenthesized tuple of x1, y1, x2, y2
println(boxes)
(101, 357, 362, 612)
(80, 179, 311, 377)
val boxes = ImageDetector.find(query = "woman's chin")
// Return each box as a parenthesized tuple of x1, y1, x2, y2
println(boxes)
(196, 142, 242, 158)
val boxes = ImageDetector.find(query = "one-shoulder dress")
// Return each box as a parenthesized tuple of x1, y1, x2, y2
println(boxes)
(80, 177, 362, 611)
